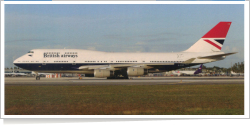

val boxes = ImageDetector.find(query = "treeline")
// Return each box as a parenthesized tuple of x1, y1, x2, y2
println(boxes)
(5, 67, 20, 69)
(202, 61, 244, 73)
(231, 62, 244, 73)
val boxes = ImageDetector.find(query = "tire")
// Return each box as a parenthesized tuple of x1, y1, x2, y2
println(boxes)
(36, 76, 40, 80)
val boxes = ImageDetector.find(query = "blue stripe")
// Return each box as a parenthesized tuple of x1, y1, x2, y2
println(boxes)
(214, 39, 225, 45)
(14, 63, 199, 72)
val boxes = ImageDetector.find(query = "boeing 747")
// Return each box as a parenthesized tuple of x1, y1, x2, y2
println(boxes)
(13, 22, 237, 80)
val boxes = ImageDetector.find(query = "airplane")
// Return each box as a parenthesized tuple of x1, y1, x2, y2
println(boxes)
(5, 67, 28, 77)
(5, 72, 27, 77)
(31, 71, 53, 77)
(230, 71, 244, 76)
(219, 72, 226, 76)
(13, 22, 237, 80)
(173, 64, 203, 76)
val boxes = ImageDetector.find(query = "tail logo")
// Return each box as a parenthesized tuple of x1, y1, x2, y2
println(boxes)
(203, 39, 224, 50)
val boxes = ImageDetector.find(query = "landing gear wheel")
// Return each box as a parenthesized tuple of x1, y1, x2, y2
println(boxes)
(123, 76, 129, 79)
(36, 76, 40, 80)
(107, 76, 116, 79)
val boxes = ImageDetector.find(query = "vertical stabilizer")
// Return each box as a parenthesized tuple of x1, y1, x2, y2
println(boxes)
(184, 22, 231, 52)
(194, 64, 203, 74)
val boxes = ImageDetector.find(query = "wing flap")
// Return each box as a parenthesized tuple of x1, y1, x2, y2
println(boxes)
(182, 58, 196, 64)
(146, 63, 174, 66)
(78, 65, 109, 70)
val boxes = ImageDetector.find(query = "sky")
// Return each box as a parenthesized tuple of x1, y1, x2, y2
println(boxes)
(4, 4, 244, 68)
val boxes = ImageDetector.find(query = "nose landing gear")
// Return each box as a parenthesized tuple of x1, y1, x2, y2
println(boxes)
(34, 72, 40, 80)
(36, 76, 40, 80)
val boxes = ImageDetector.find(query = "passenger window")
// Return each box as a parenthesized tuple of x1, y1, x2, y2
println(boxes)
(28, 51, 34, 53)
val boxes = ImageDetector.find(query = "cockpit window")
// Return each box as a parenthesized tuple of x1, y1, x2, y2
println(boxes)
(28, 51, 34, 53)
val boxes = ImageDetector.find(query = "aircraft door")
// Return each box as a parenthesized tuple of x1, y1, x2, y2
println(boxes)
(42, 59, 47, 65)
(72, 58, 76, 65)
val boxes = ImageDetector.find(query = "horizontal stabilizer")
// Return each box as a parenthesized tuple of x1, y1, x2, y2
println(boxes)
(197, 52, 237, 59)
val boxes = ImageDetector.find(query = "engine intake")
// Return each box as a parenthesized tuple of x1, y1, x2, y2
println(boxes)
(94, 69, 114, 78)
(127, 67, 147, 76)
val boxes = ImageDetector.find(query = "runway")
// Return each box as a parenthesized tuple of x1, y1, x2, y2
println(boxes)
(5, 76, 244, 86)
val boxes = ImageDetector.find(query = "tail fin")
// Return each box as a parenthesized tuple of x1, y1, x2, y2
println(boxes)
(194, 64, 203, 74)
(184, 22, 232, 52)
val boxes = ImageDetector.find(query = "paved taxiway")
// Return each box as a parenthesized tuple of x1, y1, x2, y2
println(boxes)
(5, 77, 244, 86)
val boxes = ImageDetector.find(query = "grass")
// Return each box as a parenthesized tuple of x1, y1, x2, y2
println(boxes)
(5, 84, 244, 115)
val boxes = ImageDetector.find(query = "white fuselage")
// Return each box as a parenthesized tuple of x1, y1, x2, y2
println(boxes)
(14, 49, 225, 65)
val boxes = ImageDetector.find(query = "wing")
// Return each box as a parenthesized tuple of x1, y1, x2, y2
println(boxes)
(78, 63, 175, 71)
(77, 52, 236, 71)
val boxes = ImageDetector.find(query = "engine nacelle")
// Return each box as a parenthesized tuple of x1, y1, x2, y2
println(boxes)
(94, 69, 113, 78)
(127, 67, 147, 76)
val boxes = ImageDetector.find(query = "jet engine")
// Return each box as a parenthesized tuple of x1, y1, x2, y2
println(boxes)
(94, 69, 114, 78)
(127, 67, 148, 76)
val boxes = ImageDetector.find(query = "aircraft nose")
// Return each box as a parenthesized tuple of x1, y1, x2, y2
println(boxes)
(13, 58, 17, 64)
(13, 57, 20, 64)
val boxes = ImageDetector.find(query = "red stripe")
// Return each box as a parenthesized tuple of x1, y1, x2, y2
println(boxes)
(204, 39, 221, 50)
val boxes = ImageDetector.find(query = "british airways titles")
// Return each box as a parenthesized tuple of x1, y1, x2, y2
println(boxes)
(43, 52, 78, 58)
